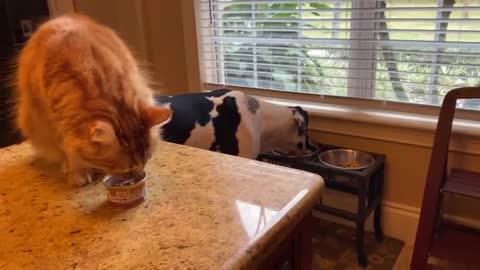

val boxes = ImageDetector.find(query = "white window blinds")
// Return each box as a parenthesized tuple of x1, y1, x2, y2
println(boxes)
(197, 0, 480, 109)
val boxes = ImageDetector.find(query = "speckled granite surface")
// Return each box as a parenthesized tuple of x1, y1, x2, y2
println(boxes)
(0, 142, 324, 270)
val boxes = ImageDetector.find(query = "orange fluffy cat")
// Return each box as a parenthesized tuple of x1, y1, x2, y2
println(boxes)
(15, 14, 171, 186)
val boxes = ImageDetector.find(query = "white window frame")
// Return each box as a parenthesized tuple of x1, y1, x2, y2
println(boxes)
(195, 0, 480, 120)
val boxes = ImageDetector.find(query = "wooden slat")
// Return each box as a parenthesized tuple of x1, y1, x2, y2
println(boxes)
(442, 182, 480, 198)
(449, 169, 480, 186)
(447, 176, 480, 187)
(442, 169, 480, 198)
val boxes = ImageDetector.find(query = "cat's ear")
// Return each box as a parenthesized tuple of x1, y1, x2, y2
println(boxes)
(144, 106, 171, 127)
(90, 120, 116, 144)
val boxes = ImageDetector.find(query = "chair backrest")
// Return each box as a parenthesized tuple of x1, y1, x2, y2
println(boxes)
(411, 87, 480, 270)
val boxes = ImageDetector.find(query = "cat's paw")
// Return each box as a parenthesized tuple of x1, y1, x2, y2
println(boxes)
(68, 170, 93, 187)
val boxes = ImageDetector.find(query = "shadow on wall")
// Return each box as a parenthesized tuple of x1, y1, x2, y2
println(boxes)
(74, 0, 189, 95)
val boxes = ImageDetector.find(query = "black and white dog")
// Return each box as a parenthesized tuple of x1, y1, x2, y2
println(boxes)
(155, 89, 315, 159)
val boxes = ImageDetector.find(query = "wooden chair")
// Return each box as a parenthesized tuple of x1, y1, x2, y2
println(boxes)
(411, 87, 480, 269)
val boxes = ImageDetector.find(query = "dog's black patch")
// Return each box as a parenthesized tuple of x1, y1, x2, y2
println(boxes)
(155, 89, 232, 144)
(245, 95, 260, 114)
(209, 96, 241, 155)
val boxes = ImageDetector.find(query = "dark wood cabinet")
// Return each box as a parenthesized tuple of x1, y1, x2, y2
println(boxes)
(0, 0, 49, 148)
(259, 214, 313, 270)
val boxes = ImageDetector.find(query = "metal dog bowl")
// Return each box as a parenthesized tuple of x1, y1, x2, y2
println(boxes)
(319, 149, 374, 170)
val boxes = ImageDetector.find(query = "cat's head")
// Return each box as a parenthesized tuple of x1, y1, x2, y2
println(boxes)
(70, 105, 171, 176)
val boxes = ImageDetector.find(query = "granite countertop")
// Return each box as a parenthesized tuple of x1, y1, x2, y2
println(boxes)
(0, 142, 324, 270)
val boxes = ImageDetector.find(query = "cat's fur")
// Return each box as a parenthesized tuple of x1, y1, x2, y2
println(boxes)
(15, 14, 171, 186)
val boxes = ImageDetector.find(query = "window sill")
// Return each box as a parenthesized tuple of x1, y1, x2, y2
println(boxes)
(255, 95, 480, 155)
(257, 95, 480, 137)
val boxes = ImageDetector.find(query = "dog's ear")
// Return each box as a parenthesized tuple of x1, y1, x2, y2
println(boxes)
(290, 106, 308, 136)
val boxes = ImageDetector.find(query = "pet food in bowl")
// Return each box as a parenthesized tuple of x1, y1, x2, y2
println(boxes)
(271, 143, 321, 161)
(103, 172, 147, 208)
(319, 149, 374, 170)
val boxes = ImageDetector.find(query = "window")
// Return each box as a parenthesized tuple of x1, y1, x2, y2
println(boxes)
(197, 0, 480, 110)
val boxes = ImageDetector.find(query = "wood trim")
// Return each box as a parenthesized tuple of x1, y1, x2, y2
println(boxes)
(310, 117, 480, 155)
(181, 0, 202, 92)
(299, 214, 313, 270)
(259, 213, 313, 270)
(443, 214, 480, 230)
(133, 0, 149, 63)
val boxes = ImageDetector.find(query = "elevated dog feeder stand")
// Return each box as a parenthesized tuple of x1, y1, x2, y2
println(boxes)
(258, 144, 386, 268)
